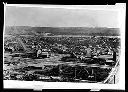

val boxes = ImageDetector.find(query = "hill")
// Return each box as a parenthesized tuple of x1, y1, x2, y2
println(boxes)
(4, 26, 120, 36)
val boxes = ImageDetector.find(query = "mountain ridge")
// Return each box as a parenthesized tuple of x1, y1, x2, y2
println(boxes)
(4, 26, 120, 36)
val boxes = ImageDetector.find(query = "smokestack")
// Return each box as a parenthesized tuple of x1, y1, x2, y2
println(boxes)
(113, 48, 116, 62)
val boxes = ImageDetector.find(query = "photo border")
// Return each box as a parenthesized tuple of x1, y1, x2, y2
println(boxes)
(3, 3, 126, 90)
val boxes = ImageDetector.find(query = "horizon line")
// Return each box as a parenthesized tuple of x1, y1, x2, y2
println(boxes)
(5, 25, 120, 29)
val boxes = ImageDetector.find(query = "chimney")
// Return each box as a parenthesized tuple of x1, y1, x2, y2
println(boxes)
(113, 49, 116, 62)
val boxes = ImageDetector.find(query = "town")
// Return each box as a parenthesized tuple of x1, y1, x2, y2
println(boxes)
(4, 34, 120, 83)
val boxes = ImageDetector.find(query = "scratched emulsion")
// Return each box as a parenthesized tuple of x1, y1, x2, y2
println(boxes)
(4, 6, 120, 83)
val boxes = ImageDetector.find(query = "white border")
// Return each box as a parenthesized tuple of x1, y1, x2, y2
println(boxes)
(5, 4, 121, 11)
(3, 3, 126, 90)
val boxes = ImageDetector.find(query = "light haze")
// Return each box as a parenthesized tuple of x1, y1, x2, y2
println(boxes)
(5, 6, 119, 28)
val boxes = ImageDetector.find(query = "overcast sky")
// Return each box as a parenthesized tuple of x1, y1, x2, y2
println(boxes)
(5, 6, 119, 28)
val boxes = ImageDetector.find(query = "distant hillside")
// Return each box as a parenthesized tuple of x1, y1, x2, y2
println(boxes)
(4, 26, 120, 36)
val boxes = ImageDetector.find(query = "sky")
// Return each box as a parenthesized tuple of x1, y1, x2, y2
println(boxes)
(5, 6, 119, 28)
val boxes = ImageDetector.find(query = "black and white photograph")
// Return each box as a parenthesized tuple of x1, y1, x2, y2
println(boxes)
(3, 4, 125, 90)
